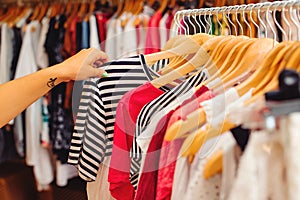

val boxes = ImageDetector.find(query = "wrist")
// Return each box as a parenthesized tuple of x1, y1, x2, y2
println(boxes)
(50, 63, 71, 83)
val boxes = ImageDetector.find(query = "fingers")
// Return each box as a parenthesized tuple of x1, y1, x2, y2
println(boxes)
(86, 65, 108, 79)
(87, 48, 109, 64)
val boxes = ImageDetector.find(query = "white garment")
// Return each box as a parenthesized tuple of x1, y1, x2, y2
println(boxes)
(159, 13, 169, 49)
(282, 113, 300, 200)
(136, 88, 196, 184)
(105, 18, 117, 59)
(0, 23, 14, 84)
(14, 21, 54, 191)
(86, 157, 115, 200)
(122, 15, 138, 57)
(220, 136, 239, 200)
(183, 133, 234, 200)
(89, 15, 101, 50)
(200, 87, 240, 127)
(137, 13, 150, 54)
(115, 13, 127, 58)
(171, 156, 190, 200)
(169, 19, 178, 39)
(56, 161, 78, 187)
(228, 130, 287, 200)
(36, 17, 49, 69)
(137, 88, 196, 153)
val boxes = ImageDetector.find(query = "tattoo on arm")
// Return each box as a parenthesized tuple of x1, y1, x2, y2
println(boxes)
(47, 77, 57, 88)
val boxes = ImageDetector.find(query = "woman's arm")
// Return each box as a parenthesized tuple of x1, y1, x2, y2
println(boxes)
(0, 48, 108, 127)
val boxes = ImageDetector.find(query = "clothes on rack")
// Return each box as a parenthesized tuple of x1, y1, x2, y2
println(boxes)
(0, 1, 177, 190)
(1, 0, 300, 199)
(68, 1, 300, 199)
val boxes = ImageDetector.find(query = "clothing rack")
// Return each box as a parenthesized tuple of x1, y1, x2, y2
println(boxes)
(173, 0, 300, 41)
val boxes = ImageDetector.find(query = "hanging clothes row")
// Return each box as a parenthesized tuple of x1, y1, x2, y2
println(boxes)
(65, 1, 300, 200)
(0, 0, 200, 190)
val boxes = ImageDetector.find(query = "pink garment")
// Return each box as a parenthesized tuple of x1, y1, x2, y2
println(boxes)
(165, 11, 174, 40)
(135, 111, 174, 200)
(70, 16, 79, 56)
(95, 13, 109, 50)
(156, 86, 214, 200)
(145, 11, 162, 54)
(108, 82, 165, 200)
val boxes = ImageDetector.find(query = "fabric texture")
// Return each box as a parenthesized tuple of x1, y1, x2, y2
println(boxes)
(135, 111, 174, 200)
(109, 82, 165, 200)
(67, 55, 159, 181)
(130, 72, 209, 189)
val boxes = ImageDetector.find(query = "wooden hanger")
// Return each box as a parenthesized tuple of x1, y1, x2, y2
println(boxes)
(198, 0, 205, 8)
(204, 36, 253, 81)
(78, 1, 88, 20)
(196, 37, 255, 90)
(37, 3, 49, 22)
(170, 0, 176, 8)
(144, 33, 211, 66)
(150, 35, 229, 88)
(29, 3, 41, 22)
(203, 149, 223, 179)
(159, 34, 213, 75)
(158, 0, 168, 13)
(202, 42, 298, 180)
(115, 0, 125, 18)
(0, 5, 16, 22)
(199, 36, 245, 75)
(132, 0, 145, 26)
(65, 1, 74, 17)
(64, 3, 79, 28)
(8, 5, 31, 27)
(84, 1, 96, 21)
(164, 38, 274, 141)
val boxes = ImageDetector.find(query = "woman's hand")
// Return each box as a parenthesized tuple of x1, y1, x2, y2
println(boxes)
(54, 48, 109, 82)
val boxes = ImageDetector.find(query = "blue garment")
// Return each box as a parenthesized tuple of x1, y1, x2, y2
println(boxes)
(81, 21, 90, 49)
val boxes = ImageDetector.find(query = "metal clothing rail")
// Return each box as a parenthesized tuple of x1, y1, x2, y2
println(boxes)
(173, 0, 300, 41)
(175, 0, 300, 15)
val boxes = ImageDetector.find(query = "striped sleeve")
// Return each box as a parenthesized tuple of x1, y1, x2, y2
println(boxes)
(68, 79, 98, 165)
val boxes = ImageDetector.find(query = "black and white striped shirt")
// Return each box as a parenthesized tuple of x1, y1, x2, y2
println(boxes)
(67, 55, 165, 181)
(129, 70, 209, 187)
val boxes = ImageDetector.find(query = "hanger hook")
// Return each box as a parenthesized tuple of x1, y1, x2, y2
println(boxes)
(192, 9, 202, 33)
(249, 4, 260, 37)
(282, 1, 292, 40)
(208, 8, 213, 34)
(241, 4, 252, 37)
(227, 6, 238, 36)
(215, 7, 223, 35)
(235, 5, 244, 35)
(184, 11, 191, 35)
(222, 7, 231, 35)
(188, 11, 197, 34)
(199, 9, 207, 33)
(174, 13, 181, 35)
(289, 1, 300, 41)
(203, 9, 211, 34)
(257, 3, 268, 38)
(272, 2, 287, 41)
(265, 2, 277, 43)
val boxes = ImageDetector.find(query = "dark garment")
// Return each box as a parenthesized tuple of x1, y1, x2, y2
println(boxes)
(45, 15, 67, 66)
(45, 15, 73, 163)
(230, 125, 250, 152)
(10, 27, 22, 80)
(0, 126, 20, 164)
(76, 21, 82, 52)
